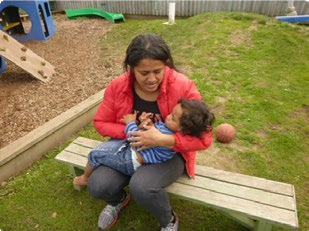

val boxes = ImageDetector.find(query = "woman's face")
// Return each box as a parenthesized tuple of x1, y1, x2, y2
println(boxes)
(133, 59, 165, 93)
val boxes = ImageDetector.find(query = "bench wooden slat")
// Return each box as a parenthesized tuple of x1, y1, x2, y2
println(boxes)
(176, 174, 295, 211)
(195, 165, 294, 196)
(56, 150, 87, 168)
(55, 137, 298, 230)
(64, 143, 93, 157)
(165, 182, 297, 229)
(73, 136, 101, 148)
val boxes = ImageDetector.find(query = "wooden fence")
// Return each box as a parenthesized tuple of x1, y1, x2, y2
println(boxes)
(52, 1, 309, 17)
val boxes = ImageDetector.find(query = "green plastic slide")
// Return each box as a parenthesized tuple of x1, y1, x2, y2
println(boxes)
(65, 8, 125, 24)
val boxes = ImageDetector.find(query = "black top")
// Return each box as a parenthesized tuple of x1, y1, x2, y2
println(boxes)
(133, 88, 163, 125)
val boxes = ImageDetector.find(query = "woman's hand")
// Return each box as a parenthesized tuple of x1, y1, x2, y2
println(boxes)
(128, 125, 175, 151)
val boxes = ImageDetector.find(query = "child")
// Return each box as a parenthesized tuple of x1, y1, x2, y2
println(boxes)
(73, 98, 215, 186)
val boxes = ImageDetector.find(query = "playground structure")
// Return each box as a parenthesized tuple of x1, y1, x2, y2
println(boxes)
(0, 55, 7, 72)
(276, 15, 309, 23)
(0, 0, 55, 80)
(0, 0, 55, 41)
(65, 8, 125, 24)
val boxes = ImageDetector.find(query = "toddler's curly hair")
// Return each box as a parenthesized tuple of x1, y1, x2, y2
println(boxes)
(178, 98, 215, 138)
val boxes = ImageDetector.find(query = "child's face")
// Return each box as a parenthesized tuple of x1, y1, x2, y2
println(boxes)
(165, 104, 182, 132)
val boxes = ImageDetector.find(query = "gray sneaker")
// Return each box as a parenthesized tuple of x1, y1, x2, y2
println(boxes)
(98, 192, 131, 230)
(161, 211, 179, 231)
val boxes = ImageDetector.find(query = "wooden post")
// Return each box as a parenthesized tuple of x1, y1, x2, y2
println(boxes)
(288, 0, 294, 7)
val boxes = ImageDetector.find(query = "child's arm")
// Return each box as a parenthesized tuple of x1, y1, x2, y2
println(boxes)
(120, 113, 140, 138)
(120, 113, 137, 125)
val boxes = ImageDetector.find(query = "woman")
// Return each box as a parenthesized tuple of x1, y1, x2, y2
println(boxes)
(88, 33, 213, 231)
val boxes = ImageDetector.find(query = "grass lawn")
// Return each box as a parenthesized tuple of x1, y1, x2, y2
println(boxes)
(0, 12, 308, 231)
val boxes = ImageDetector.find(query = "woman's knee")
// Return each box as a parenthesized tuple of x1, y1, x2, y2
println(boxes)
(88, 165, 130, 200)
(87, 167, 109, 198)
(129, 173, 152, 201)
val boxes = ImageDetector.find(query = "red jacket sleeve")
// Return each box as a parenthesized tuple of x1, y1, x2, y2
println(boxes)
(173, 132, 213, 152)
(93, 77, 132, 139)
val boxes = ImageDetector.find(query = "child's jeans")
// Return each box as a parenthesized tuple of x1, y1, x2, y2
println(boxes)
(88, 139, 138, 176)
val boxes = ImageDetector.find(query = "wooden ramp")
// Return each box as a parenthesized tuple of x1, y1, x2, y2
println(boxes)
(0, 30, 55, 82)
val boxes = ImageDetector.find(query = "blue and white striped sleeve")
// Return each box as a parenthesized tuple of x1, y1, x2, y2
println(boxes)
(124, 121, 139, 138)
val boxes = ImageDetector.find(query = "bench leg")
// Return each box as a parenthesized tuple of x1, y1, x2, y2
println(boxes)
(225, 212, 256, 230)
(255, 221, 272, 231)
(219, 211, 273, 231)
(68, 165, 85, 191)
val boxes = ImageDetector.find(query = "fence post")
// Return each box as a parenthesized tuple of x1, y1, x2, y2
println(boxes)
(287, 0, 294, 7)
(168, 2, 175, 24)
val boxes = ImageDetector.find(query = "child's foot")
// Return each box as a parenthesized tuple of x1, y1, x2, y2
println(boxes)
(73, 175, 88, 186)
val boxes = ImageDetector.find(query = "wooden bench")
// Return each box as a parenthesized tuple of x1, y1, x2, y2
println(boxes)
(55, 136, 298, 231)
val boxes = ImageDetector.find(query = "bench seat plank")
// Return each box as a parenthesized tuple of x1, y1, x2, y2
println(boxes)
(73, 136, 101, 148)
(195, 165, 294, 196)
(166, 177, 297, 229)
(56, 150, 87, 168)
(176, 174, 295, 210)
(63, 143, 92, 157)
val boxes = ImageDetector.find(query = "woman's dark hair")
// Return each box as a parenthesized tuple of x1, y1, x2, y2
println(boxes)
(178, 98, 215, 137)
(123, 33, 176, 71)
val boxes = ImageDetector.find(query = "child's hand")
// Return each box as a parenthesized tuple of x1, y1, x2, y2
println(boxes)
(138, 112, 154, 129)
(121, 113, 137, 124)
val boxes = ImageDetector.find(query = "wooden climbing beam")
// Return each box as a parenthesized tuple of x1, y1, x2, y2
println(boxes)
(0, 30, 55, 82)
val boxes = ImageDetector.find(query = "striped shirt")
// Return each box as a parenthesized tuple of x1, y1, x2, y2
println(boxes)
(125, 121, 176, 164)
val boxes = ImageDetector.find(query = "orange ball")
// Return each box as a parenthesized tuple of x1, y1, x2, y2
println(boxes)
(216, 123, 236, 143)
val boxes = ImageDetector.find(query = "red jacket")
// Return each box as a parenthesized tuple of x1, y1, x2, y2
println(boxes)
(93, 66, 212, 177)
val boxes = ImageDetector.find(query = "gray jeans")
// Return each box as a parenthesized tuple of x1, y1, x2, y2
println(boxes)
(87, 153, 185, 227)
